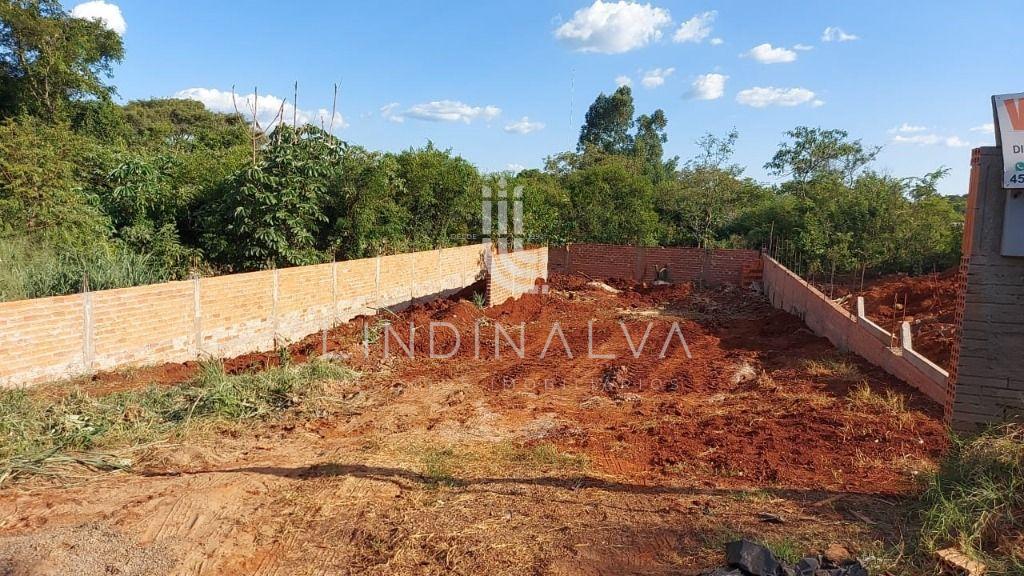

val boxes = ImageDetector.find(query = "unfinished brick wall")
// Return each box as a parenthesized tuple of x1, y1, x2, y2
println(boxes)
(948, 147, 1024, 429)
(762, 254, 949, 405)
(486, 246, 549, 306)
(0, 244, 488, 388)
(548, 244, 762, 286)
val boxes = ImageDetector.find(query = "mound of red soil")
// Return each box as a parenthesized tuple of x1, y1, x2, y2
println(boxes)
(837, 271, 959, 369)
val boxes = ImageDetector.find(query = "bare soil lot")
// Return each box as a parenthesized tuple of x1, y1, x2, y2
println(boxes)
(0, 275, 946, 575)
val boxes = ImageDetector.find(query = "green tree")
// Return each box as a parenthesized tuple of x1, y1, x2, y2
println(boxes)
(394, 143, 481, 249)
(657, 130, 763, 248)
(322, 146, 410, 258)
(0, 116, 108, 241)
(577, 85, 635, 155)
(633, 110, 677, 183)
(765, 127, 880, 184)
(0, 0, 124, 120)
(564, 156, 659, 245)
(516, 170, 571, 245)
(120, 98, 249, 150)
(200, 125, 342, 270)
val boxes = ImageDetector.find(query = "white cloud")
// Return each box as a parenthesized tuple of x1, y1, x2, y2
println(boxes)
(793, 44, 813, 51)
(709, 37, 724, 46)
(821, 26, 858, 42)
(380, 102, 404, 123)
(71, 1, 126, 35)
(888, 123, 927, 134)
(672, 10, 716, 44)
(689, 73, 727, 100)
(640, 67, 674, 89)
(174, 88, 348, 131)
(383, 100, 501, 124)
(507, 163, 526, 173)
(970, 122, 995, 133)
(736, 87, 821, 108)
(744, 43, 797, 64)
(615, 75, 632, 87)
(891, 133, 971, 148)
(504, 116, 545, 134)
(554, 0, 672, 54)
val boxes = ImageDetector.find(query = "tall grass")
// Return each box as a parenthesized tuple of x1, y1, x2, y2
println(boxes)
(919, 425, 1024, 574)
(0, 236, 173, 302)
(0, 360, 356, 484)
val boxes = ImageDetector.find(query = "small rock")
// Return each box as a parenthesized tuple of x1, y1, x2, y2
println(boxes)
(586, 280, 621, 294)
(318, 350, 349, 362)
(726, 539, 782, 576)
(843, 561, 868, 576)
(823, 544, 851, 565)
(730, 361, 758, 385)
(794, 557, 820, 576)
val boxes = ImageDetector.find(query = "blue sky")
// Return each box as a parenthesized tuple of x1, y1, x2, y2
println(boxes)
(65, 0, 1016, 195)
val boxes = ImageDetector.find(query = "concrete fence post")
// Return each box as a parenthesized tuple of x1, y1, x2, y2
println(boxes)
(409, 253, 416, 303)
(192, 273, 202, 357)
(436, 248, 443, 292)
(331, 260, 338, 328)
(82, 279, 94, 372)
(374, 256, 382, 307)
(900, 322, 914, 352)
(272, 268, 280, 346)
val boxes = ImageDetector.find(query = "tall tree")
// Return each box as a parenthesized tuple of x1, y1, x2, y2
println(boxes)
(633, 109, 676, 182)
(577, 85, 635, 155)
(0, 0, 124, 120)
(657, 130, 760, 248)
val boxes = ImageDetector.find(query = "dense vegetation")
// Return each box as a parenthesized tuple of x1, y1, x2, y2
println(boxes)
(0, 1, 964, 301)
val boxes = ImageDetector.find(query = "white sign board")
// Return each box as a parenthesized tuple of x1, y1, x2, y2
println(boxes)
(994, 92, 1024, 188)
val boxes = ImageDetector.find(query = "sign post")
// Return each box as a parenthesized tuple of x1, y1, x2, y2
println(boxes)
(994, 93, 1024, 255)
(993, 93, 1024, 188)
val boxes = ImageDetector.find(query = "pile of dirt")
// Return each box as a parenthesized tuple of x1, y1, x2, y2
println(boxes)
(832, 270, 959, 369)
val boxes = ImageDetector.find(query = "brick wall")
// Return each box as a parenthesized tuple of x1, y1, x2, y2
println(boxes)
(548, 244, 762, 286)
(0, 244, 488, 388)
(762, 254, 949, 405)
(948, 147, 1024, 429)
(486, 246, 549, 306)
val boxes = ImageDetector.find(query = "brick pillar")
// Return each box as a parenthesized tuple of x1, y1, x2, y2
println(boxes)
(949, 147, 1024, 430)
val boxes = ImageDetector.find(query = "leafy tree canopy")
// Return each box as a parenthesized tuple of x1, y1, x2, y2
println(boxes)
(0, 0, 124, 120)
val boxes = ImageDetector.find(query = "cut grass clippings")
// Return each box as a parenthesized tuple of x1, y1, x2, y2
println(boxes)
(0, 359, 357, 485)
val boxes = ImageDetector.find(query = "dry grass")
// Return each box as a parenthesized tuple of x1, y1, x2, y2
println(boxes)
(802, 356, 865, 382)
(848, 382, 907, 414)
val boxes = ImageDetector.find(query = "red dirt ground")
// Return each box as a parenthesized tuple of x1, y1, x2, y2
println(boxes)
(830, 270, 959, 369)
(0, 275, 947, 575)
